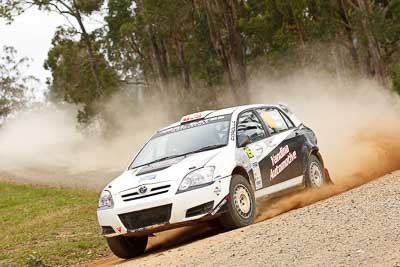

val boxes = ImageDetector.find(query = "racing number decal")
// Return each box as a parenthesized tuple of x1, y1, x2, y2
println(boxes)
(244, 147, 254, 158)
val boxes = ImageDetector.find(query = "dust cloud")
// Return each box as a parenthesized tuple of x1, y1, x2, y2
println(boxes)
(0, 93, 171, 189)
(0, 69, 399, 195)
(249, 70, 400, 222)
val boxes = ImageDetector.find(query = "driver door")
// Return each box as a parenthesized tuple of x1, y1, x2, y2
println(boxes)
(255, 107, 305, 186)
(236, 110, 270, 190)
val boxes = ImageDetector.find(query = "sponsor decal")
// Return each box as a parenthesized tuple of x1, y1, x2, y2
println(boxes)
(249, 153, 262, 189)
(214, 185, 222, 196)
(255, 144, 263, 155)
(138, 174, 156, 183)
(181, 113, 202, 122)
(270, 145, 297, 180)
(211, 196, 228, 215)
(270, 145, 290, 165)
(254, 168, 263, 189)
(244, 147, 254, 158)
(230, 121, 236, 141)
(158, 115, 230, 136)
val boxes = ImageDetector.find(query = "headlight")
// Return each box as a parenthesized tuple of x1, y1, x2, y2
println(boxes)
(98, 190, 114, 209)
(178, 166, 215, 193)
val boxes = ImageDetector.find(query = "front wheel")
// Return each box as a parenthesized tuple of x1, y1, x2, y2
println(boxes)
(106, 235, 148, 259)
(219, 174, 256, 230)
(305, 154, 328, 188)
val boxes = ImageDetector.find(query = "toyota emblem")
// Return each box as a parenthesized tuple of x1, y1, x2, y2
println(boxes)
(138, 186, 148, 194)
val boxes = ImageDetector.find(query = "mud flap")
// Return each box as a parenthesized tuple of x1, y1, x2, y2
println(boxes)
(210, 195, 230, 215)
(324, 168, 334, 185)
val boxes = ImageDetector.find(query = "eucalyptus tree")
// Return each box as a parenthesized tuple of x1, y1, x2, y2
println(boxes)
(0, 0, 124, 122)
(0, 46, 37, 121)
(1, 0, 107, 97)
(44, 27, 119, 123)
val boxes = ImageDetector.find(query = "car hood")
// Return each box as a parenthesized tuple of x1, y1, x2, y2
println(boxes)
(108, 148, 224, 194)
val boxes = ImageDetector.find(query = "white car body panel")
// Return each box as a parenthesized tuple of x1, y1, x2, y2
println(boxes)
(97, 104, 318, 237)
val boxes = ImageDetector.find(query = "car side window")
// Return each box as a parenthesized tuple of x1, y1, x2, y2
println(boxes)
(237, 111, 267, 143)
(256, 108, 290, 134)
(280, 110, 295, 128)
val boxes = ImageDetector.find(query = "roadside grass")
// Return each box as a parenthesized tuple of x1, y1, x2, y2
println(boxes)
(0, 181, 109, 266)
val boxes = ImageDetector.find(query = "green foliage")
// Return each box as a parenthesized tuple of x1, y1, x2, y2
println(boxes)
(103, 0, 149, 81)
(75, 0, 104, 14)
(1, 0, 116, 123)
(0, 0, 104, 17)
(0, 46, 37, 121)
(45, 27, 119, 123)
(389, 63, 400, 94)
(25, 254, 49, 267)
(2, 0, 400, 122)
(0, 0, 24, 22)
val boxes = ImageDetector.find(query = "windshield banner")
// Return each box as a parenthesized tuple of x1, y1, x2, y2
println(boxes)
(157, 115, 231, 137)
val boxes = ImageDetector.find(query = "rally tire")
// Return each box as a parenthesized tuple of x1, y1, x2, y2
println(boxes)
(220, 174, 256, 230)
(305, 154, 327, 188)
(106, 235, 148, 259)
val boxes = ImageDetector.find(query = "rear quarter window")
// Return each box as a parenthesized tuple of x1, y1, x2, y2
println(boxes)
(257, 108, 291, 134)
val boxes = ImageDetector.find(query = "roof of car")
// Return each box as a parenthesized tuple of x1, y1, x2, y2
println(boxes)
(158, 104, 272, 132)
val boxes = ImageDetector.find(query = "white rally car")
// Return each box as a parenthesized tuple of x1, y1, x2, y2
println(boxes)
(97, 104, 331, 258)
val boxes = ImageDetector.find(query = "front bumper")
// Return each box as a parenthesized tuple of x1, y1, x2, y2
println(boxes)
(97, 176, 231, 237)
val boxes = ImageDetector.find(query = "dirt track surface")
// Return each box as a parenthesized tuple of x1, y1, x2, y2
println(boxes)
(93, 171, 400, 267)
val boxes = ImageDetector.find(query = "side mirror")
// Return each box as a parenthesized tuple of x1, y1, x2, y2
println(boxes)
(238, 134, 252, 148)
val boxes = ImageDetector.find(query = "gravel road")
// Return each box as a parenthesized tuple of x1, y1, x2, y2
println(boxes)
(99, 171, 400, 267)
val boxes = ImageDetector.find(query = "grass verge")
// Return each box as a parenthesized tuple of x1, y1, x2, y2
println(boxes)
(0, 181, 109, 266)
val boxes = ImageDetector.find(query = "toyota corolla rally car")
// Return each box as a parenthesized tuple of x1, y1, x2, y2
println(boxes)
(97, 104, 331, 258)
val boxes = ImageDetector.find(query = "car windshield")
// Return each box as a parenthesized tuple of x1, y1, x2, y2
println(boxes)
(129, 115, 231, 169)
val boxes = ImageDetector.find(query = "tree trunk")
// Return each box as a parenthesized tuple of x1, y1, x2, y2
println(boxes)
(223, 0, 248, 103)
(175, 40, 192, 91)
(148, 26, 170, 94)
(135, 0, 169, 94)
(203, 0, 241, 104)
(288, 1, 306, 47)
(337, 0, 360, 71)
(129, 35, 154, 88)
(75, 11, 103, 97)
(160, 38, 170, 74)
(357, 0, 387, 85)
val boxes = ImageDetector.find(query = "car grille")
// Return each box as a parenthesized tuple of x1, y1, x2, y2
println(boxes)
(119, 204, 172, 230)
(121, 184, 171, 202)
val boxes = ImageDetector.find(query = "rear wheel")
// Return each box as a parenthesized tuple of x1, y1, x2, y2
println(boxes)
(106, 235, 148, 259)
(220, 174, 256, 230)
(305, 154, 327, 188)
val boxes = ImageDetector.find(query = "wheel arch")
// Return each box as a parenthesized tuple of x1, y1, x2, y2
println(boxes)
(309, 148, 333, 184)
(309, 148, 324, 168)
(231, 165, 255, 191)
(302, 146, 325, 178)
